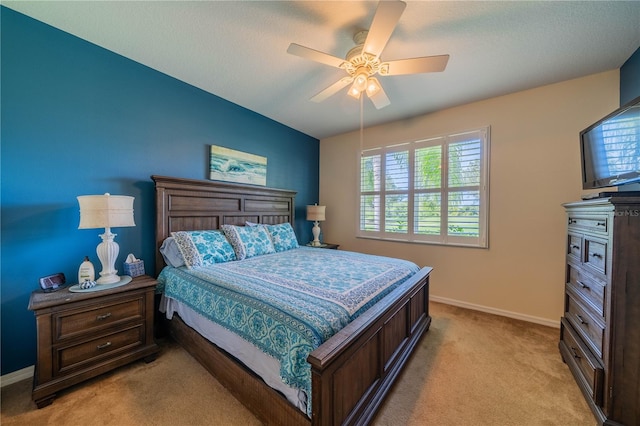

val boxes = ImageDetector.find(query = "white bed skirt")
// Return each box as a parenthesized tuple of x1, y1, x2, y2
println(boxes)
(159, 295, 308, 414)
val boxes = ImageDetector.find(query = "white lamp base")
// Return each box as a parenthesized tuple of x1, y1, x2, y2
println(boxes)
(311, 221, 322, 246)
(96, 228, 122, 284)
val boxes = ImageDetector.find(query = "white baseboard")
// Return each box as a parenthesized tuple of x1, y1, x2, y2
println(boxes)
(430, 295, 560, 329)
(1, 365, 34, 388)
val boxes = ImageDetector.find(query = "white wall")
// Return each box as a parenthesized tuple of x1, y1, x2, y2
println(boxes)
(319, 70, 619, 326)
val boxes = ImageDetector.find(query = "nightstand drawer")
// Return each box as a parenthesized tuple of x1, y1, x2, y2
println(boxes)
(55, 325, 145, 374)
(55, 297, 144, 341)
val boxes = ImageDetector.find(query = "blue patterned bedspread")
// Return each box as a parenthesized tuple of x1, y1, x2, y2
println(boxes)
(157, 247, 419, 416)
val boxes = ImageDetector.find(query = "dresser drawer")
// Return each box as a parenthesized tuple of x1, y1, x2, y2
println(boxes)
(55, 325, 145, 375)
(566, 294, 604, 358)
(583, 237, 608, 276)
(55, 297, 144, 341)
(560, 318, 603, 405)
(568, 215, 608, 235)
(566, 263, 605, 318)
(567, 233, 582, 260)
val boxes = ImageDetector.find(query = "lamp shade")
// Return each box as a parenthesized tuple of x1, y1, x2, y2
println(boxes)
(306, 205, 326, 222)
(77, 193, 135, 229)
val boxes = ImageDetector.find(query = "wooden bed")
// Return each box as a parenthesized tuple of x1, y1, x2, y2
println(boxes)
(152, 175, 432, 426)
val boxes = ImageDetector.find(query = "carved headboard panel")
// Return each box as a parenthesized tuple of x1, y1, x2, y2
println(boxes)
(152, 175, 296, 275)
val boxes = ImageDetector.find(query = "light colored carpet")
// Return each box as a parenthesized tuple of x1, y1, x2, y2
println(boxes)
(1, 302, 595, 425)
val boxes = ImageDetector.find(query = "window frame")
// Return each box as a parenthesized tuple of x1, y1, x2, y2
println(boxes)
(357, 127, 490, 248)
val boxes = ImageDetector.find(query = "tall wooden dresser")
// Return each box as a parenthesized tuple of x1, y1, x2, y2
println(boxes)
(559, 196, 640, 425)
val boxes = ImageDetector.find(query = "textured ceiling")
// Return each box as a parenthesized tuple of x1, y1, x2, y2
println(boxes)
(4, 1, 640, 139)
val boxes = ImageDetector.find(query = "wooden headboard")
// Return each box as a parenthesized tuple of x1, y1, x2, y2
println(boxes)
(152, 175, 296, 275)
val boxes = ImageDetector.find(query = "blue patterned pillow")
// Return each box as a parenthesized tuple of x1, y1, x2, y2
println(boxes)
(265, 223, 299, 252)
(221, 224, 275, 260)
(171, 230, 236, 268)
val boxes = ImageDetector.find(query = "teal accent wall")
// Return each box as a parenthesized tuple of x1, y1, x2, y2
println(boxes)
(620, 46, 640, 104)
(0, 7, 319, 375)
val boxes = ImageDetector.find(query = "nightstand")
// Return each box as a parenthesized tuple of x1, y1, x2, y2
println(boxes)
(306, 243, 339, 249)
(28, 275, 160, 408)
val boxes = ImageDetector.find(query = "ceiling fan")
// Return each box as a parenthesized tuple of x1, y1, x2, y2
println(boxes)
(287, 0, 449, 109)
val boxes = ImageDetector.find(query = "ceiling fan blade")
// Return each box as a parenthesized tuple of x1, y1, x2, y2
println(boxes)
(381, 55, 450, 75)
(287, 43, 346, 69)
(368, 84, 391, 110)
(363, 0, 407, 58)
(310, 77, 353, 103)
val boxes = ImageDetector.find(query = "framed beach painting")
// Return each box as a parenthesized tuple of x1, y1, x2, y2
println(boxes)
(209, 145, 267, 186)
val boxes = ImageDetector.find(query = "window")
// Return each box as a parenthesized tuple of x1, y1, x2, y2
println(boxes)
(359, 127, 489, 248)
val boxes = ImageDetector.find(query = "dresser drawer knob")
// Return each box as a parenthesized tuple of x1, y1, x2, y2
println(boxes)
(570, 347, 582, 359)
(576, 315, 588, 325)
(571, 244, 580, 250)
(590, 252, 603, 259)
(96, 341, 112, 350)
(577, 280, 590, 290)
(596, 222, 606, 227)
(96, 312, 112, 321)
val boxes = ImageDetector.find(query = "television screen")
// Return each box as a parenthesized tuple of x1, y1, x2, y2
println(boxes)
(580, 96, 640, 190)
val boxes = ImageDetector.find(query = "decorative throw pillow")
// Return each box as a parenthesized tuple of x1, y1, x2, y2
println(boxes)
(221, 224, 275, 260)
(265, 223, 299, 252)
(171, 230, 236, 268)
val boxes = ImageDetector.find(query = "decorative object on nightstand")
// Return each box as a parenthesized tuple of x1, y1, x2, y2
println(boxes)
(123, 253, 145, 277)
(306, 203, 326, 246)
(78, 256, 95, 284)
(77, 193, 135, 285)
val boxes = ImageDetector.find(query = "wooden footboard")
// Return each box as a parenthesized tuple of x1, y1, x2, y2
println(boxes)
(167, 267, 431, 426)
(309, 266, 431, 425)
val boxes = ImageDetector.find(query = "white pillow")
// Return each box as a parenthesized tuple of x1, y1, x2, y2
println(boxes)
(159, 237, 185, 267)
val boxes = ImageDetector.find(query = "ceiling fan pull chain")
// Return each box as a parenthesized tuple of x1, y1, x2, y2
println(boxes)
(360, 94, 364, 156)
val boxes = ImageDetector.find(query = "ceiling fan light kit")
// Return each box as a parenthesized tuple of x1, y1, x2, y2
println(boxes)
(287, 0, 449, 109)
(366, 77, 382, 97)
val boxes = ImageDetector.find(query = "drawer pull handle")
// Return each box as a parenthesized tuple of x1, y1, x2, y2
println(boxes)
(596, 222, 606, 227)
(576, 280, 590, 290)
(570, 347, 581, 359)
(96, 341, 112, 350)
(96, 312, 112, 321)
(568, 219, 576, 225)
(571, 244, 580, 250)
(590, 252, 603, 259)
(576, 315, 588, 325)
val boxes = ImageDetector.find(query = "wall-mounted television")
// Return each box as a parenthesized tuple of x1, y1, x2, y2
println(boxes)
(580, 95, 640, 192)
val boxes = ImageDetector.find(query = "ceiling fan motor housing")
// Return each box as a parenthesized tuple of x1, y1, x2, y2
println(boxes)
(344, 30, 382, 78)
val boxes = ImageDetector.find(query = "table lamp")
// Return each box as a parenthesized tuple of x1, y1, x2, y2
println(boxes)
(77, 193, 135, 285)
(306, 204, 326, 246)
